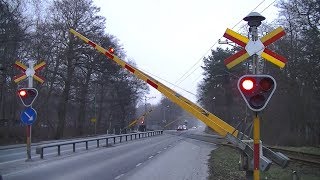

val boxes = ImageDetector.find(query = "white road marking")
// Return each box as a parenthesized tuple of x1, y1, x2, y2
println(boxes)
(148, 156, 153, 159)
(136, 163, 142, 167)
(157, 151, 161, 154)
(163, 147, 167, 150)
(114, 174, 124, 179)
(0, 158, 24, 165)
(0, 145, 97, 165)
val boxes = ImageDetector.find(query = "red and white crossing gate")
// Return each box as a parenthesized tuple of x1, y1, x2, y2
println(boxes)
(223, 27, 287, 69)
(14, 61, 46, 84)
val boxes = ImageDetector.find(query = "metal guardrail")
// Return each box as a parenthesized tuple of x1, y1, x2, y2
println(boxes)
(36, 130, 163, 159)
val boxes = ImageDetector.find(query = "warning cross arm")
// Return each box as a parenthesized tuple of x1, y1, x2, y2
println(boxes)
(14, 74, 27, 83)
(33, 74, 45, 84)
(260, 27, 285, 46)
(261, 48, 287, 68)
(34, 61, 46, 72)
(224, 49, 250, 69)
(223, 28, 249, 47)
(15, 61, 27, 72)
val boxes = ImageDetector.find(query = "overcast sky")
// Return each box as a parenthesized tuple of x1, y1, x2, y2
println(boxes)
(93, 0, 279, 105)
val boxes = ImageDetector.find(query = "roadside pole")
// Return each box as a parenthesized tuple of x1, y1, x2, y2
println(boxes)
(26, 61, 34, 160)
(14, 60, 45, 161)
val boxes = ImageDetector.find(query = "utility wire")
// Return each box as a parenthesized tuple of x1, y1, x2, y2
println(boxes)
(139, 67, 198, 97)
(175, 0, 272, 85)
(143, 0, 278, 98)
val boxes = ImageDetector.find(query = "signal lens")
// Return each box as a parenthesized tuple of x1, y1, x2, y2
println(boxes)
(19, 90, 27, 97)
(260, 78, 273, 91)
(249, 94, 266, 109)
(242, 79, 254, 90)
(108, 47, 114, 53)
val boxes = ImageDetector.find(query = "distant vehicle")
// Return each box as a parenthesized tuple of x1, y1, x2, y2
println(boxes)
(191, 126, 197, 129)
(176, 125, 184, 131)
(182, 125, 187, 130)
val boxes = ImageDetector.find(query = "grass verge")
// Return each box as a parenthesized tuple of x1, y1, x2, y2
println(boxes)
(208, 146, 320, 180)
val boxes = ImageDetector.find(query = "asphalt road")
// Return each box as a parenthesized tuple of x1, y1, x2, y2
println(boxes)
(0, 129, 218, 180)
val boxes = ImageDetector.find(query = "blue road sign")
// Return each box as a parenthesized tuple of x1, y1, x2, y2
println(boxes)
(21, 107, 37, 125)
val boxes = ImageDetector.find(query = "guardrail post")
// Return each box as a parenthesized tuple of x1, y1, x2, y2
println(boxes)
(73, 143, 75, 152)
(86, 141, 88, 150)
(58, 146, 61, 155)
(120, 136, 122, 143)
(135, 134, 137, 139)
(114, 137, 116, 144)
(106, 138, 108, 147)
(97, 140, 99, 147)
(126, 135, 128, 141)
(139, 134, 140, 139)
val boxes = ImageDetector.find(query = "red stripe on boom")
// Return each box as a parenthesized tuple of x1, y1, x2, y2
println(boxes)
(223, 33, 246, 47)
(254, 143, 260, 169)
(263, 31, 285, 46)
(224, 49, 247, 65)
(264, 48, 287, 63)
(125, 64, 135, 73)
(105, 52, 114, 59)
(88, 41, 96, 48)
(147, 79, 158, 89)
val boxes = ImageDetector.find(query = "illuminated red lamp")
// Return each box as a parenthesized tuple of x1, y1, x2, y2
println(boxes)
(108, 47, 115, 54)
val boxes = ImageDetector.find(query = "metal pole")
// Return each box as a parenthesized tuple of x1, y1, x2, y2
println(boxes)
(26, 60, 34, 161)
(253, 114, 260, 180)
(251, 26, 258, 74)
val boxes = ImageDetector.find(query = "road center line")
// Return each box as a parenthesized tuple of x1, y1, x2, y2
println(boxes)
(114, 174, 124, 180)
(136, 163, 142, 167)
(148, 156, 153, 159)
(157, 151, 161, 154)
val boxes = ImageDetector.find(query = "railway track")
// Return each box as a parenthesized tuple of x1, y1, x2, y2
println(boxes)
(220, 142, 320, 167)
(268, 146, 320, 167)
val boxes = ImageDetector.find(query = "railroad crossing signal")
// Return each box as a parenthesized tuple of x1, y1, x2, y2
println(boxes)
(18, 88, 38, 107)
(14, 61, 46, 83)
(237, 75, 276, 111)
(223, 27, 287, 69)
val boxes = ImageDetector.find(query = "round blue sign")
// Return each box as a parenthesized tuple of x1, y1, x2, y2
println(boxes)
(21, 107, 37, 125)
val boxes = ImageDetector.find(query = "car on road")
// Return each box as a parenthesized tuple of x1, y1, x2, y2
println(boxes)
(182, 125, 187, 130)
(177, 125, 184, 131)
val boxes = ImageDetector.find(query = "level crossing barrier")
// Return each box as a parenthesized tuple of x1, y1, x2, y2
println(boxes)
(36, 130, 163, 159)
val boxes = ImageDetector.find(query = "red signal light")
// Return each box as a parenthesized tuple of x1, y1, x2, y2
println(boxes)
(17, 88, 38, 107)
(242, 79, 254, 91)
(19, 90, 27, 97)
(108, 47, 114, 53)
(237, 75, 276, 111)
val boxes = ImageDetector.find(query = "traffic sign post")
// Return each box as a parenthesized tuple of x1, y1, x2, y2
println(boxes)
(13, 60, 45, 161)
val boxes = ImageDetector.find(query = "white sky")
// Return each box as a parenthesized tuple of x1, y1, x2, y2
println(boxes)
(93, 0, 280, 105)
